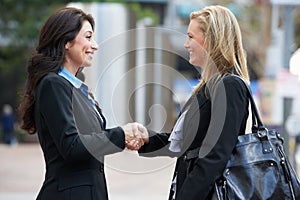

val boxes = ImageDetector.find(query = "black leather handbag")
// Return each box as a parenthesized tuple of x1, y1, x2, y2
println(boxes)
(212, 77, 300, 200)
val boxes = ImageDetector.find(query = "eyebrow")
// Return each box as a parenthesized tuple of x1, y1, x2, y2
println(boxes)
(83, 30, 94, 35)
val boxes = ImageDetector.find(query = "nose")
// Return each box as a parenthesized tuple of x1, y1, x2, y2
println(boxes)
(184, 39, 189, 49)
(91, 38, 99, 50)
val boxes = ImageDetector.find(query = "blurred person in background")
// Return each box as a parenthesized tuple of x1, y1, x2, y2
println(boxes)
(138, 5, 250, 200)
(1, 104, 17, 145)
(18, 7, 146, 200)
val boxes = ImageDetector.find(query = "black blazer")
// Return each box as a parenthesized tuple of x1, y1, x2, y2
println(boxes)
(34, 73, 125, 200)
(139, 75, 249, 200)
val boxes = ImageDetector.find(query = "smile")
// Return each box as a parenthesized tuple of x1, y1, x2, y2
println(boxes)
(86, 52, 94, 59)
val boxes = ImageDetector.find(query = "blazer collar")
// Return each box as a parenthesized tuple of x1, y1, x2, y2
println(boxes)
(58, 67, 83, 89)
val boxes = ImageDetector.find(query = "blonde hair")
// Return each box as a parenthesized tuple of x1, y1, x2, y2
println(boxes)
(191, 5, 249, 93)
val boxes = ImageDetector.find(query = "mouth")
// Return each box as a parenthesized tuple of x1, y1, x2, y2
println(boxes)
(86, 52, 94, 59)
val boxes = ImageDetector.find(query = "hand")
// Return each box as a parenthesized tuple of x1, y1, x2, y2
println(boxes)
(121, 122, 148, 150)
(137, 123, 149, 144)
(122, 122, 143, 150)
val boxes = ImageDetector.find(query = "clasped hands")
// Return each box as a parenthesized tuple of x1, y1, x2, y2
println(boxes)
(121, 122, 149, 150)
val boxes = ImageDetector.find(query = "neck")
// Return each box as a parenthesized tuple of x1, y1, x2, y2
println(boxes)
(63, 64, 79, 76)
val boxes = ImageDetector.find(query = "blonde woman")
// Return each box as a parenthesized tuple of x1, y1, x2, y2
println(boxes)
(138, 5, 250, 199)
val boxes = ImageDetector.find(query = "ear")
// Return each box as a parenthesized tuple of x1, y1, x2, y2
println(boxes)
(65, 43, 70, 50)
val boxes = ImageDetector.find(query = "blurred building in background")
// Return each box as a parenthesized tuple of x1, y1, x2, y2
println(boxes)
(65, 0, 295, 131)
(1, 0, 300, 198)
(1, 0, 299, 152)
(64, 1, 300, 168)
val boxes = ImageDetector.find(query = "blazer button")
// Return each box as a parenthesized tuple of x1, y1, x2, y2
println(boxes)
(99, 164, 104, 172)
(183, 155, 187, 161)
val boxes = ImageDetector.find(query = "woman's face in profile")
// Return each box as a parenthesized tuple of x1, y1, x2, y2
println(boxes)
(184, 19, 206, 67)
(64, 20, 98, 70)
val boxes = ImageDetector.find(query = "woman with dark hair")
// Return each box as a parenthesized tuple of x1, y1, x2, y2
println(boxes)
(18, 7, 144, 200)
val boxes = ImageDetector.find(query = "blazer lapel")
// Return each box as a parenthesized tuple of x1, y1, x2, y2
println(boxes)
(179, 85, 210, 152)
(180, 85, 209, 115)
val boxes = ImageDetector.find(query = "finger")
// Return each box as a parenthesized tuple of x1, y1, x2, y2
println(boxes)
(125, 141, 135, 150)
(132, 123, 139, 137)
(136, 124, 149, 143)
(126, 130, 135, 139)
(125, 134, 133, 143)
(138, 138, 144, 146)
(126, 140, 141, 150)
(137, 124, 147, 136)
(126, 144, 137, 151)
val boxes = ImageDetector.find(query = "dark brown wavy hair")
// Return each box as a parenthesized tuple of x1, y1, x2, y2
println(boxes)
(18, 7, 95, 134)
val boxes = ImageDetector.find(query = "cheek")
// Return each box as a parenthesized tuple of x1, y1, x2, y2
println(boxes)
(192, 41, 204, 55)
(191, 43, 207, 66)
(74, 38, 89, 50)
(81, 41, 90, 49)
(78, 43, 87, 51)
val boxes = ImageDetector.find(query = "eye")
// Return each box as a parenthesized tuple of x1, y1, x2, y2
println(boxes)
(86, 35, 92, 40)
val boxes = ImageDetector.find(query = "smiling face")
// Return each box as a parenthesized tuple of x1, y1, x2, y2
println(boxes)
(184, 19, 206, 67)
(64, 20, 98, 75)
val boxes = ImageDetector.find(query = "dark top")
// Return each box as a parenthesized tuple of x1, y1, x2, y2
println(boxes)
(139, 75, 249, 200)
(34, 72, 125, 200)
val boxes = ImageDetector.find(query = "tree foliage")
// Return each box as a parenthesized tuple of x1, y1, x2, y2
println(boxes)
(0, 0, 98, 112)
(0, 0, 158, 114)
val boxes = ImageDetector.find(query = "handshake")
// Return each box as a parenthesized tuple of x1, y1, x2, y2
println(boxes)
(121, 122, 149, 151)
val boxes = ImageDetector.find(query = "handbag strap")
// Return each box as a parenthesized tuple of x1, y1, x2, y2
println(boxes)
(184, 75, 273, 160)
(233, 75, 265, 133)
(234, 75, 275, 153)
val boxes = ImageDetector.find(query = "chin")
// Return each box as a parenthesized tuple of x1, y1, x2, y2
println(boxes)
(189, 59, 197, 66)
(190, 60, 202, 68)
(83, 62, 92, 67)
(189, 58, 193, 65)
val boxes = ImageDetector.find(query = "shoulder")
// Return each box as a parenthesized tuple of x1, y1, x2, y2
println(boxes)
(39, 73, 72, 89)
(40, 72, 70, 85)
(220, 75, 248, 93)
(37, 73, 73, 97)
(207, 75, 248, 100)
(222, 75, 246, 86)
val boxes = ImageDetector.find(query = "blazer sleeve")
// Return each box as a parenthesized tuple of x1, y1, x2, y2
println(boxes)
(138, 97, 201, 157)
(138, 129, 178, 157)
(176, 77, 249, 200)
(38, 75, 125, 162)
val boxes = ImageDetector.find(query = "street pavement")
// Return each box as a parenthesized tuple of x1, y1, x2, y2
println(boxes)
(0, 143, 176, 200)
(1, 142, 300, 200)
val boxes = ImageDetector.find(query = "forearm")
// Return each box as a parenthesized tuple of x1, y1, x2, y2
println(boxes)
(138, 130, 179, 157)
